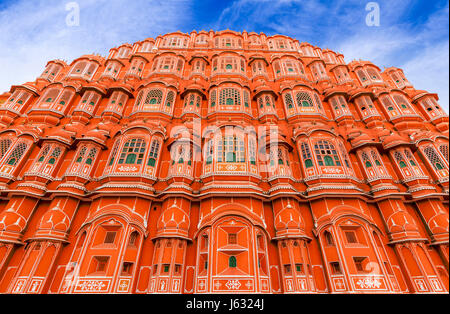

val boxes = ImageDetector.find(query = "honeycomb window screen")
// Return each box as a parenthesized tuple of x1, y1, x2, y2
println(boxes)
(70, 61, 87, 75)
(252, 61, 266, 75)
(41, 89, 60, 106)
(79, 91, 100, 111)
(423, 146, 446, 170)
(48, 146, 62, 165)
(390, 72, 405, 88)
(282, 60, 298, 75)
(273, 61, 281, 75)
(147, 139, 160, 167)
(210, 90, 217, 107)
(243, 90, 250, 108)
(119, 138, 146, 165)
(361, 151, 372, 168)
(85, 63, 98, 78)
(296, 92, 314, 108)
(108, 91, 128, 111)
(338, 142, 352, 169)
(176, 59, 184, 73)
(57, 90, 74, 107)
(356, 69, 369, 83)
(185, 94, 195, 107)
(370, 149, 384, 167)
(5, 90, 20, 106)
(0, 139, 13, 160)
(404, 149, 418, 167)
(107, 140, 120, 167)
(380, 95, 398, 113)
(258, 97, 264, 109)
(135, 90, 144, 107)
(392, 94, 413, 112)
(301, 142, 314, 168)
(439, 144, 448, 162)
(366, 67, 382, 81)
(394, 151, 407, 168)
(5, 141, 28, 166)
(314, 140, 341, 167)
(219, 88, 241, 106)
(75, 146, 87, 163)
(314, 94, 323, 110)
(144, 89, 163, 105)
(165, 91, 175, 107)
(36, 144, 51, 163)
(284, 93, 294, 109)
(86, 148, 98, 165)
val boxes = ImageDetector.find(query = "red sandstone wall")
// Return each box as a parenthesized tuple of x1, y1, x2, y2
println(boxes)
(0, 30, 448, 294)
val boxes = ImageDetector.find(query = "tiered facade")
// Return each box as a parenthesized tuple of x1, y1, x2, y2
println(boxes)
(0, 30, 448, 294)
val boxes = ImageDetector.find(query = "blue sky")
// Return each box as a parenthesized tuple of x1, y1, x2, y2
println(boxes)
(0, 0, 448, 112)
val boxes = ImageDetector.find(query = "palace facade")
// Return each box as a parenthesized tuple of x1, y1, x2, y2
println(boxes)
(0, 30, 448, 294)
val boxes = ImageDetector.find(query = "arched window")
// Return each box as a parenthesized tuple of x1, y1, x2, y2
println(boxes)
(219, 88, 240, 106)
(85, 148, 97, 165)
(108, 140, 120, 167)
(296, 92, 314, 108)
(438, 144, 448, 162)
(165, 91, 175, 107)
(301, 142, 313, 168)
(284, 93, 294, 109)
(143, 89, 163, 106)
(248, 138, 256, 165)
(205, 140, 214, 165)
(217, 135, 245, 163)
(229, 256, 237, 268)
(105, 91, 128, 114)
(5, 141, 28, 166)
(147, 139, 160, 167)
(324, 231, 334, 246)
(423, 146, 446, 171)
(128, 231, 139, 246)
(0, 138, 12, 160)
(118, 138, 146, 165)
(314, 140, 341, 167)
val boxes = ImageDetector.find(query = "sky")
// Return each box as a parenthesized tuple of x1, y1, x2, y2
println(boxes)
(0, 0, 448, 112)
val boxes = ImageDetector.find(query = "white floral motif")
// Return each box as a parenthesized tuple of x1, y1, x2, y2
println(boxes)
(77, 280, 107, 291)
(226, 279, 241, 290)
(356, 277, 381, 289)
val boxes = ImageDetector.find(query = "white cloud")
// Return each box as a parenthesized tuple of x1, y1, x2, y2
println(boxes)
(213, 0, 449, 113)
(402, 42, 449, 113)
(334, 4, 449, 113)
(0, 0, 192, 94)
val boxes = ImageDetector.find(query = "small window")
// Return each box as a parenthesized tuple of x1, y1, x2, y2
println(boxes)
(296, 264, 304, 274)
(228, 233, 237, 244)
(330, 262, 341, 274)
(345, 231, 358, 244)
(174, 264, 181, 275)
(122, 262, 133, 275)
(104, 231, 117, 244)
(95, 256, 109, 273)
(284, 264, 292, 274)
(353, 257, 368, 273)
(163, 264, 170, 273)
(324, 231, 334, 246)
(128, 231, 138, 246)
(229, 256, 237, 268)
